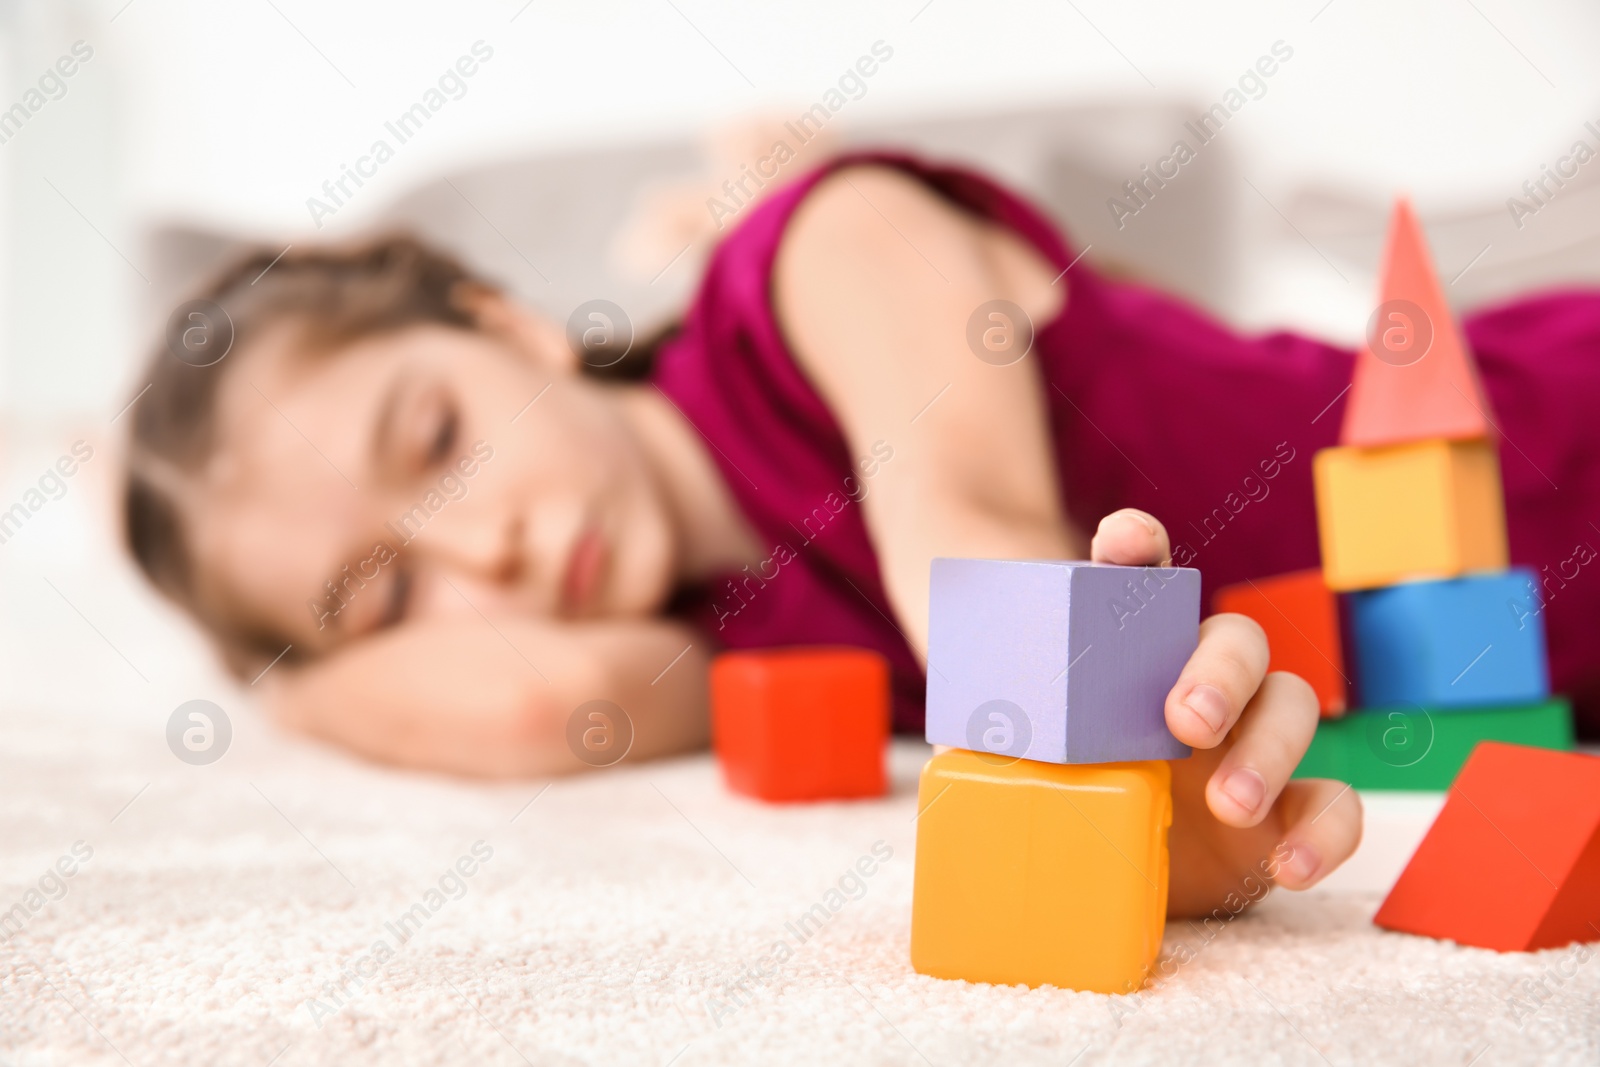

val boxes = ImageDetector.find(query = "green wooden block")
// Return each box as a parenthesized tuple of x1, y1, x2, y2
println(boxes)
(1292, 698, 1575, 790)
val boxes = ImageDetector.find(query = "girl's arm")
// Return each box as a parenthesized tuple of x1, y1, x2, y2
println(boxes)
(776, 165, 1079, 654)
(773, 165, 1361, 908)
(263, 616, 708, 778)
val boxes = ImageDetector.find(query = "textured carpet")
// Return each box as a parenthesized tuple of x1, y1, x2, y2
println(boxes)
(2, 703, 1597, 1067)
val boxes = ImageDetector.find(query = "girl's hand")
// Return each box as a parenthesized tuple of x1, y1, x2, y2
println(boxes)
(263, 615, 710, 779)
(1090, 508, 1364, 917)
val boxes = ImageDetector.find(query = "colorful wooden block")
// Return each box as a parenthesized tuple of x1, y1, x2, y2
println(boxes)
(1212, 569, 1348, 716)
(910, 749, 1170, 992)
(710, 647, 888, 802)
(925, 559, 1196, 764)
(1341, 199, 1494, 448)
(1291, 698, 1573, 791)
(1350, 569, 1549, 709)
(1374, 742, 1600, 951)
(1313, 438, 1508, 591)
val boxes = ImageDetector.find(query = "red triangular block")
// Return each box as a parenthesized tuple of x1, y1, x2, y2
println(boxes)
(1374, 742, 1600, 951)
(1340, 199, 1494, 446)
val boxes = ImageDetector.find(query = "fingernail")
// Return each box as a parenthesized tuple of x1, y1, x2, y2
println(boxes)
(1278, 840, 1322, 885)
(1182, 684, 1229, 734)
(1117, 508, 1156, 534)
(1221, 767, 1266, 815)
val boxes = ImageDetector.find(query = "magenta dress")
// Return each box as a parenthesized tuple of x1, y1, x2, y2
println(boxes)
(651, 152, 1600, 738)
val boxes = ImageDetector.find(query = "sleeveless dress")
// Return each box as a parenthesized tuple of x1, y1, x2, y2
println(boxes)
(651, 152, 1600, 737)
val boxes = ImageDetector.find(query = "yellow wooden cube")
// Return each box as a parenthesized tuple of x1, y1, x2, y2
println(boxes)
(1313, 438, 1507, 592)
(910, 750, 1170, 993)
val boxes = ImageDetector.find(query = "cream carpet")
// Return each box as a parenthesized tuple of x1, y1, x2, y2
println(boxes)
(2, 698, 1597, 1067)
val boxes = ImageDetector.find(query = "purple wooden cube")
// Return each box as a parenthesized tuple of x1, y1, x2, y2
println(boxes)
(926, 559, 1197, 764)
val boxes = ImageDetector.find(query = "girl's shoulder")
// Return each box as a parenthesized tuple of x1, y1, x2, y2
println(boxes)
(696, 150, 1077, 294)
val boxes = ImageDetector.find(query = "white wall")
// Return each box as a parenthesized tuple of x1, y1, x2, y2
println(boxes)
(4, 0, 1599, 417)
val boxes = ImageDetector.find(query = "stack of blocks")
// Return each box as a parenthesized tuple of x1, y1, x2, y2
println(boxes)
(1217, 200, 1574, 790)
(912, 559, 1199, 993)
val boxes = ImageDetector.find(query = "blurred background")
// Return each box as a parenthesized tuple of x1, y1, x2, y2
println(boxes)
(3, 0, 1600, 726)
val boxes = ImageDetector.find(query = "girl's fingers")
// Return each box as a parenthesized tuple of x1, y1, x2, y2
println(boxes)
(1089, 508, 1171, 566)
(1203, 670, 1320, 827)
(1270, 778, 1365, 890)
(1085, 509, 1348, 881)
(1165, 613, 1271, 749)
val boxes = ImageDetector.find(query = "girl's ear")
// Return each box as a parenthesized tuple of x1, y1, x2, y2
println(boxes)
(453, 283, 579, 376)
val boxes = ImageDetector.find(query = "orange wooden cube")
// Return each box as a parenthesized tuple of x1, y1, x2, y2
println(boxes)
(710, 647, 888, 802)
(1213, 569, 1348, 716)
(1312, 439, 1508, 591)
(911, 750, 1170, 993)
(1374, 742, 1600, 951)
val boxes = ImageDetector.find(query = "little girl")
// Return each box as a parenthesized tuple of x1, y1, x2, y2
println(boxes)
(121, 152, 1600, 917)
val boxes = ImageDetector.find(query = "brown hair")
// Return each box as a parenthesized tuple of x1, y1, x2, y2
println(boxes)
(122, 233, 668, 677)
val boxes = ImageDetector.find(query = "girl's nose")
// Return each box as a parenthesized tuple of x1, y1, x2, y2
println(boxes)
(406, 510, 525, 585)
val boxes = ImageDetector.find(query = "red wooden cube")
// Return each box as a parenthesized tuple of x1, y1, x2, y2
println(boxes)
(710, 647, 889, 802)
(1213, 569, 1348, 716)
(1375, 742, 1600, 951)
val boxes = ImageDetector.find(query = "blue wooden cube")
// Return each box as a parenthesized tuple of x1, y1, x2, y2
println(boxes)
(1349, 568, 1549, 709)
(926, 559, 1197, 764)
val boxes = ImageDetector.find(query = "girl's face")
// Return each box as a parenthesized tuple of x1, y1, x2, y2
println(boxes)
(192, 317, 679, 656)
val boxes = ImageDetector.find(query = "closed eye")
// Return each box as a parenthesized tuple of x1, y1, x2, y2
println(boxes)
(427, 405, 459, 467)
(378, 568, 412, 629)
